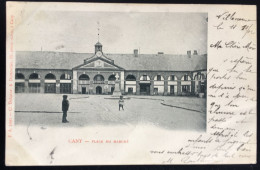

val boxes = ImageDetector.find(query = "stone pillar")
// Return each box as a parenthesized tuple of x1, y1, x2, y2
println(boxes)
(177, 80, 181, 96)
(24, 79, 29, 93)
(89, 81, 94, 94)
(198, 81, 201, 93)
(120, 71, 125, 93)
(150, 81, 154, 95)
(164, 80, 168, 96)
(40, 79, 45, 93)
(72, 70, 78, 94)
(104, 81, 108, 94)
(191, 80, 195, 95)
(136, 81, 140, 95)
(56, 80, 60, 94)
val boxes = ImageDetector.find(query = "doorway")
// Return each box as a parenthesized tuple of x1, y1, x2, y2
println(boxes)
(140, 83, 150, 95)
(111, 87, 115, 94)
(82, 87, 86, 94)
(170, 85, 174, 95)
(44, 83, 56, 93)
(60, 83, 71, 94)
(128, 87, 133, 94)
(96, 86, 102, 94)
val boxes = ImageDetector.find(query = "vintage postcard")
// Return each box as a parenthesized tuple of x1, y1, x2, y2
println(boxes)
(6, 2, 256, 165)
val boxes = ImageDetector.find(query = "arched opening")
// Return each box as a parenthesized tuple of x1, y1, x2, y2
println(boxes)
(44, 73, 56, 93)
(181, 75, 191, 81)
(154, 75, 164, 81)
(78, 74, 90, 94)
(29, 73, 41, 93)
(15, 73, 25, 79)
(125, 75, 136, 81)
(29, 73, 40, 79)
(168, 75, 177, 81)
(168, 75, 177, 95)
(107, 75, 116, 94)
(15, 73, 25, 93)
(79, 74, 90, 80)
(96, 86, 102, 94)
(140, 75, 150, 81)
(45, 73, 56, 79)
(60, 74, 71, 80)
(60, 74, 72, 94)
(140, 75, 151, 95)
(94, 74, 104, 84)
(153, 75, 164, 95)
(125, 75, 136, 94)
(181, 74, 191, 95)
(108, 75, 116, 81)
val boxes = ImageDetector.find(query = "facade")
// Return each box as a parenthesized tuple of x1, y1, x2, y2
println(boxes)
(15, 42, 207, 96)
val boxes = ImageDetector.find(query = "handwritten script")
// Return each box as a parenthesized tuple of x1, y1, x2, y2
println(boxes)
(150, 9, 256, 164)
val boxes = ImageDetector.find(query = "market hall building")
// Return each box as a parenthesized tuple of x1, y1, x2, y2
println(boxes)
(15, 42, 207, 96)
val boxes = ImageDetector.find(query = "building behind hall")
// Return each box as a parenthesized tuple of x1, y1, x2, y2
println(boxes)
(15, 42, 207, 96)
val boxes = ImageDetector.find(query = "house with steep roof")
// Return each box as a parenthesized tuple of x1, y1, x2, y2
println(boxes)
(15, 42, 207, 96)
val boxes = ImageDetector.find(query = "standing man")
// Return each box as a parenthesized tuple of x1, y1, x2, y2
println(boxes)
(62, 95, 69, 123)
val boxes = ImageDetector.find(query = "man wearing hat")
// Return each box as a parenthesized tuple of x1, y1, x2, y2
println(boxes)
(62, 95, 69, 123)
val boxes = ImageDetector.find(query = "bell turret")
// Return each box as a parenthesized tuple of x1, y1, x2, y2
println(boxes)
(95, 42, 102, 53)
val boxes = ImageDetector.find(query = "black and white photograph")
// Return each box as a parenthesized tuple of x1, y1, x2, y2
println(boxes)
(14, 11, 207, 131)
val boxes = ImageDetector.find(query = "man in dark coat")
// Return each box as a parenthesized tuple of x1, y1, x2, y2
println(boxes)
(62, 95, 69, 123)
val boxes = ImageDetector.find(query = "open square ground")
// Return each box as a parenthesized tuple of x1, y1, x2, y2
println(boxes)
(15, 94, 206, 131)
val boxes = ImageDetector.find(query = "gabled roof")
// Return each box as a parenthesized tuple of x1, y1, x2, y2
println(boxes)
(15, 51, 207, 71)
(73, 56, 124, 70)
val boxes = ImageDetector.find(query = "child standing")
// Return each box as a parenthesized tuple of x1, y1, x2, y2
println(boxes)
(118, 95, 124, 111)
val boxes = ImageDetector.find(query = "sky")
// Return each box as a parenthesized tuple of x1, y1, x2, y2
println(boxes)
(15, 11, 207, 55)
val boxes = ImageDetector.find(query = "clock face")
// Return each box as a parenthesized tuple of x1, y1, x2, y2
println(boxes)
(96, 51, 102, 57)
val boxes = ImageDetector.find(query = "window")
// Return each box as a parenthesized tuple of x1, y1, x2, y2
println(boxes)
(45, 73, 56, 80)
(60, 83, 71, 94)
(154, 88, 158, 95)
(126, 75, 136, 81)
(15, 83, 25, 93)
(157, 75, 161, 81)
(60, 74, 71, 80)
(143, 75, 147, 81)
(96, 75, 103, 81)
(182, 85, 190, 92)
(201, 82, 205, 93)
(94, 75, 105, 84)
(171, 75, 175, 81)
(108, 75, 116, 81)
(15, 73, 25, 79)
(184, 75, 189, 81)
(29, 73, 40, 79)
(44, 83, 56, 93)
(79, 74, 90, 80)
(29, 83, 41, 93)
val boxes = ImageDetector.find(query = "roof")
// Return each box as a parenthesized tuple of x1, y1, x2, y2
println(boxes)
(15, 51, 207, 71)
(95, 42, 102, 46)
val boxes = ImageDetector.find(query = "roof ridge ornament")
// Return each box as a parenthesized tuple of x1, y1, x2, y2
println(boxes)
(97, 21, 100, 42)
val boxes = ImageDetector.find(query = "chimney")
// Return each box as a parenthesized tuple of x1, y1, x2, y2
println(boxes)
(187, 50, 191, 57)
(193, 50, 198, 55)
(134, 49, 138, 57)
(158, 52, 164, 55)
